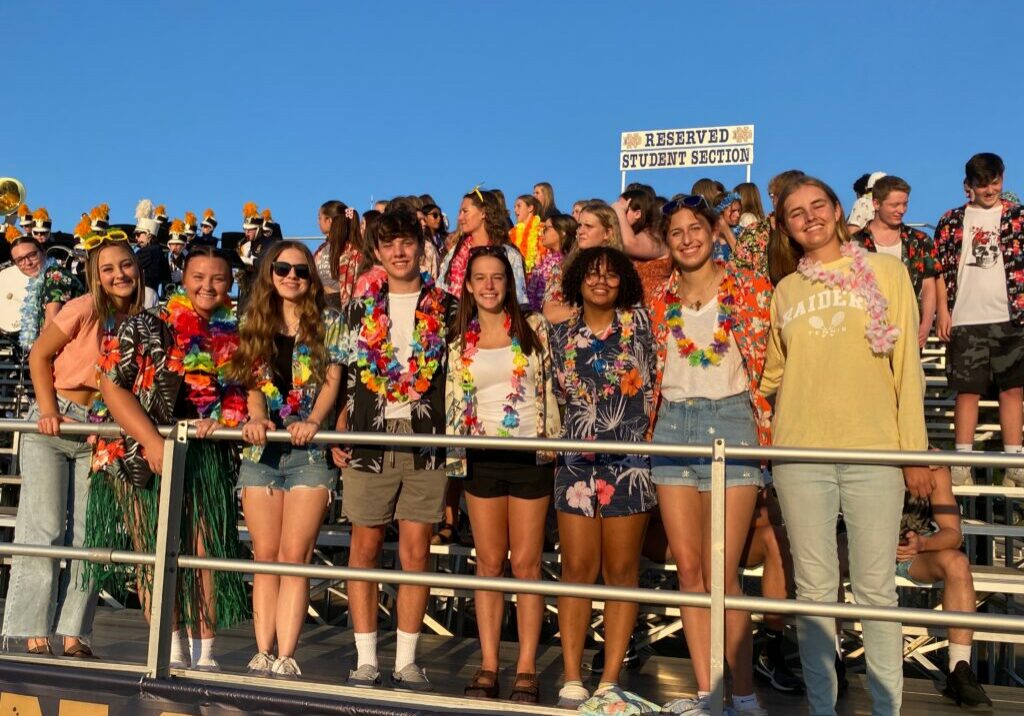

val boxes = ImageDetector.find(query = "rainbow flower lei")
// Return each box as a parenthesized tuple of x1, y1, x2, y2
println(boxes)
(162, 289, 247, 425)
(663, 281, 737, 368)
(258, 342, 314, 422)
(563, 310, 642, 400)
(511, 215, 543, 274)
(356, 272, 447, 402)
(797, 241, 899, 355)
(458, 314, 528, 437)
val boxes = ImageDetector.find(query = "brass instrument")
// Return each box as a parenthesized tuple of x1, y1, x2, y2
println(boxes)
(0, 177, 25, 215)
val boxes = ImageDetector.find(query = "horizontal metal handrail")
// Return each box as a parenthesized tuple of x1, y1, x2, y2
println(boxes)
(3, 420, 1024, 469)
(0, 540, 1019, 634)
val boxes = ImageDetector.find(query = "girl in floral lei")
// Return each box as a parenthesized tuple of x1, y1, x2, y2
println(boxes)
(550, 246, 658, 712)
(85, 246, 249, 671)
(525, 213, 575, 312)
(3, 234, 142, 658)
(648, 196, 771, 716)
(8, 232, 84, 352)
(229, 241, 343, 679)
(761, 177, 929, 716)
(443, 246, 559, 704)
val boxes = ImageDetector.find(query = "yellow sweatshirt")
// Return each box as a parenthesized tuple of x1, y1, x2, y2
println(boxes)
(760, 252, 927, 451)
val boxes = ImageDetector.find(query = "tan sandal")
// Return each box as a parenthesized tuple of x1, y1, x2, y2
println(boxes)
(464, 668, 499, 698)
(509, 672, 539, 703)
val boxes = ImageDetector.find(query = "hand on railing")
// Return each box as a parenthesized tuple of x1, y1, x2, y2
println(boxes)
(37, 411, 74, 437)
(241, 418, 275, 446)
(286, 420, 319, 446)
(194, 418, 221, 439)
(903, 465, 936, 498)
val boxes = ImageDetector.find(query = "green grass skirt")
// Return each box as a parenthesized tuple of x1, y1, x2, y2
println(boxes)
(83, 440, 248, 630)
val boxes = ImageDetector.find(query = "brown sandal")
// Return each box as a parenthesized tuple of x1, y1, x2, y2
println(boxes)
(464, 668, 499, 699)
(62, 642, 97, 659)
(509, 672, 539, 703)
(27, 641, 53, 656)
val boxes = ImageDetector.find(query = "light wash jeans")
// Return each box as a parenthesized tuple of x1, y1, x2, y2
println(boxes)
(773, 462, 905, 716)
(2, 398, 97, 643)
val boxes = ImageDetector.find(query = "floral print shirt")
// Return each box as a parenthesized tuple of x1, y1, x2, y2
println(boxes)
(241, 309, 345, 466)
(852, 223, 938, 297)
(731, 215, 772, 279)
(649, 264, 774, 446)
(526, 251, 562, 312)
(20, 261, 85, 350)
(437, 236, 529, 305)
(934, 200, 1024, 325)
(551, 309, 657, 517)
(444, 313, 561, 478)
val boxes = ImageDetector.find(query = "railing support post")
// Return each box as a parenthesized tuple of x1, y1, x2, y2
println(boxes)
(709, 438, 726, 716)
(146, 421, 189, 678)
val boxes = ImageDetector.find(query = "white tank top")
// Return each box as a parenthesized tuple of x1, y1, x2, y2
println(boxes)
(468, 345, 538, 437)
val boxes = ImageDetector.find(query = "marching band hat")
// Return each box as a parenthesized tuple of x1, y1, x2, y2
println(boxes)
(184, 211, 197, 238)
(17, 204, 32, 230)
(201, 208, 218, 230)
(31, 208, 52, 233)
(90, 203, 110, 232)
(168, 219, 187, 245)
(134, 199, 160, 236)
(242, 202, 260, 230)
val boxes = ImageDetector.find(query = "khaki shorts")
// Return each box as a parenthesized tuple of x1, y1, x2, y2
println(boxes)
(341, 420, 446, 526)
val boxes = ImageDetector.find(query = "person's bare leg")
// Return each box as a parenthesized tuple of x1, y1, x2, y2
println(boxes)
(556, 511, 602, 684)
(998, 387, 1024, 446)
(347, 524, 386, 633)
(954, 393, 981, 446)
(597, 512, 649, 685)
(395, 520, 433, 633)
(507, 494, 549, 676)
(908, 550, 977, 651)
(464, 493, 510, 676)
(241, 487, 285, 653)
(274, 487, 329, 658)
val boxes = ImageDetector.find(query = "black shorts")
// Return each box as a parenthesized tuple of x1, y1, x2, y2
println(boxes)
(464, 448, 553, 500)
(946, 321, 1024, 394)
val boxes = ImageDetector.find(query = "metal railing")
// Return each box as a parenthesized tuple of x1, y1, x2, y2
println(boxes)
(0, 420, 1023, 716)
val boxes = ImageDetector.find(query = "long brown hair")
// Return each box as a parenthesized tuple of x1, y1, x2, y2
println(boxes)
(87, 241, 144, 320)
(321, 200, 362, 280)
(447, 246, 540, 356)
(228, 241, 328, 389)
(769, 176, 851, 285)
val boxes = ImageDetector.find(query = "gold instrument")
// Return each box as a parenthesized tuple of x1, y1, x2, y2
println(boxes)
(0, 177, 25, 215)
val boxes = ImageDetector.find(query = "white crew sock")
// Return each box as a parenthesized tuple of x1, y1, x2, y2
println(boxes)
(1002, 444, 1022, 454)
(948, 642, 972, 670)
(169, 630, 188, 665)
(697, 690, 711, 700)
(394, 629, 420, 672)
(354, 631, 378, 669)
(955, 443, 973, 452)
(733, 693, 761, 711)
(190, 636, 215, 665)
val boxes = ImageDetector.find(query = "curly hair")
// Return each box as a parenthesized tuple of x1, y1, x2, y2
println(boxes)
(465, 189, 511, 245)
(561, 246, 643, 309)
(227, 240, 328, 389)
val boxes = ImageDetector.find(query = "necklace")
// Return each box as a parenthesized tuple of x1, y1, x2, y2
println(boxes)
(356, 273, 447, 402)
(458, 313, 528, 437)
(677, 268, 721, 311)
(563, 310, 642, 399)
(663, 278, 736, 368)
(797, 242, 899, 354)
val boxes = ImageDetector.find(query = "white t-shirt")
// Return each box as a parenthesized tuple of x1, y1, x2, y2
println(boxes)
(874, 240, 902, 259)
(661, 299, 748, 402)
(847, 195, 875, 229)
(952, 205, 1009, 326)
(384, 291, 421, 420)
(469, 345, 538, 437)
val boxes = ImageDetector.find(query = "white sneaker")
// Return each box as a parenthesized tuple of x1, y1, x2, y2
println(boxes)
(246, 651, 275, 676)
(732, 699, 768, 715)
(193, 657, 220, 672)
(1003, 467, 1024, 487)
(951, 465, 974, 486)
(271, 655, 302, 679)
(557, 681, 590, 709)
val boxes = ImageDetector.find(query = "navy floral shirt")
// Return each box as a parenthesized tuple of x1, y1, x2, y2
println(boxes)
(551, 308, 657, 517)
(852, 223, 938, 297)
(934, 200, 1024, 325)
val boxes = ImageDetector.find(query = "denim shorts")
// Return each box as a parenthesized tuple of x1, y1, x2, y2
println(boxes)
(650, 393, 762, 491)
(238, 443, 338, 492)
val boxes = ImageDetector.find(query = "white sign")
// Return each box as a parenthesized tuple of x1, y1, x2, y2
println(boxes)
(618, 124, 755, 182)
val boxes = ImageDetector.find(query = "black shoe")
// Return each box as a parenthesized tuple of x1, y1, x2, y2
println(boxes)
(836, 652, 848, 696)
(754, 651, 805, 693)
(590, 634, 639, 674)
(942, 661, 993, 711)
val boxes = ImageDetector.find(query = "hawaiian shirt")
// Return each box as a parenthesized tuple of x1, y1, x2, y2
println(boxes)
(526, 251, 563, 312)
(21, 262, 85, 350)
(241, 309, 345, 466)
(437, 236, 529, 305)
(93, 306, 247, 488)
(731, 215, 772, 279)
(852, 223, 938, 298)
(649, 264, 774, 446)
(550, 308, 658, 517)
(934, 200, 1024, 325)
(444, 313, 561, 478)
(337, 279, 453, 473)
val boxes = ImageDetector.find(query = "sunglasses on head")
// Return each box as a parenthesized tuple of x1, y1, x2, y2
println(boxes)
(272, 261, 311, 280)
(661, 194, 709, 215)
(468, 245, 505, 260)
(82, 229, 130, 252)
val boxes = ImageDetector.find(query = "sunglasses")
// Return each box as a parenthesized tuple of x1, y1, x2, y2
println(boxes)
(426, 211, 441, 219)
(272, 261, 311, 281)
(82, 229, 129, 252)
(661, 194, 709, 215)
(31, 230, 48, 238)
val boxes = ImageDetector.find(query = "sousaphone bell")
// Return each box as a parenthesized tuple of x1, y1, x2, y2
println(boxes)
(0, 177, 25, 215)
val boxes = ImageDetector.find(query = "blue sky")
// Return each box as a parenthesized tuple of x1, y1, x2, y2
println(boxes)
(9, 1, 1024, 236)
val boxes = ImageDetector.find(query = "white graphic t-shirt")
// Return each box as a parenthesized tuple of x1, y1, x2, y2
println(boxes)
(952, 205, 1008, 326)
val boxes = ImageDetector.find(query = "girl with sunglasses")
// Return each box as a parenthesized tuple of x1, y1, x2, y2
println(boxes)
(550, 246, 659, 712)
(526, 214, 576, 312)
(315, 200, 364, 309)
(2, 233, 143, 657)
(229, 241, 343, 679)
(85, 245, 249, 671)
(649, 198, 772, 716)
(443, 246, 560, 703)
(8, 232, 85, 352)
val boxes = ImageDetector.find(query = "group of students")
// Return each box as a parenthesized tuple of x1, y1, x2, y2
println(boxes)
(2, 153, 1015, 716)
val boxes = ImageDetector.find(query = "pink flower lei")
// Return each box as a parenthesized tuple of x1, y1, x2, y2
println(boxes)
(797, 242, 899, 354)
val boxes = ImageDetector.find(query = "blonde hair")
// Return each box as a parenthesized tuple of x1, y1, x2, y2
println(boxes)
(228, 241, 328, 389)
(579, 202, 624, 251)
(87, 242, 144, 320)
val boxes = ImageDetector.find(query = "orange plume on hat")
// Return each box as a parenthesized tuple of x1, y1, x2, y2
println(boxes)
(91, 204, 109, 221)
(154, 204, 167, 217)
(17, 204, 30, 221)
(32, 207, 50, 222)
(243, 201, 258, 218)
(74, 215, 92, 238)
(169, 219, 185, 234)
(184, 211, 197, 226)
(5, 224, 22, 242)
(203, 208, 215, 221)
(262, 208, 273, 222)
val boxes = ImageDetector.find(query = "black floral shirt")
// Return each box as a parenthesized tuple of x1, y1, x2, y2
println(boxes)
(852, 223, 938, 297)
(934, 200, 1024, 325)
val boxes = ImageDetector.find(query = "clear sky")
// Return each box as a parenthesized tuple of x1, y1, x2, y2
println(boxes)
(9, 1, 1024, 236)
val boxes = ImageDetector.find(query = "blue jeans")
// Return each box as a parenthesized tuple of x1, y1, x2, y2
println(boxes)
(773, 462, 905, 716)
(2, 398, 97, 642)
(238, 444, 338, 492)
